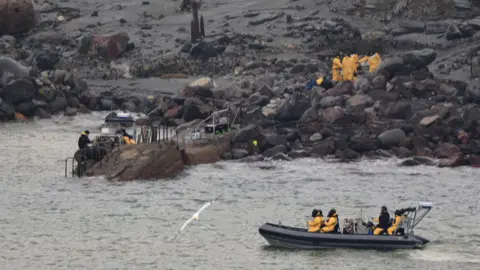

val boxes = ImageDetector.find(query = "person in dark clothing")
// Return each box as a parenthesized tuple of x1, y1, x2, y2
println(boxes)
(116, 124, 131, 138)
(306, 75, 334, 90)
(78, 130, 92, 149)
(373, 206, 391, 235)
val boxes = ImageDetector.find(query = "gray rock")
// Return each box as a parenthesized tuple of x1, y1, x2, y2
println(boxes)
(322, 107, 345, 124)
(368, 90, 399, 102)
(257, 84, 274, 98)
(378, 128, 406, 148)
(288, 150, 311, 159)
(232, 124, 260, 143)
(375, 56, 404, 77)
(182, 97, 212, 121)
(346, 95, 374, 111)
(398, 49, 437, 69)
(324, 81, 354, 96)
(274, 92, 310, 121)
(50, 96, 68, 113)
(35, 108, 50, 119)
(15, 101, 35, 116)
(231, 149, 249, 159)
(271, 152, 292, 161)
(311, 140, 336, 157)
(263, 145, 288, 157)
(319, 96, 345, 108)
(425, 21, 450, 34)
(3, 78, 35, 104)
(466, 79, 480, 104)
(472, 56, 480, 78)
(309, 132, 323, 142)
(453, 0, 471, 9)
(64, 107, 78, 117)
(420, 114, 440, 127)
(445, 24, 462, 40)
(260, 132, 287, 151)
(0, 101, 15, 118)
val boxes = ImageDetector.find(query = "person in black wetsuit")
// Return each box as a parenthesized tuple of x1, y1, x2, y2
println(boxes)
(78, 130, 92, 149)
(373, 206, 391, 235)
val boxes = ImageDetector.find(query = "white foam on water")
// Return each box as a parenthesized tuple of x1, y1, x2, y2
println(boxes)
(410, 248, 480, 263)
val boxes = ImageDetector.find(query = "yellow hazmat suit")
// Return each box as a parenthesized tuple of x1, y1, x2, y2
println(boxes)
(308, 215, 324, 232)
(359, 53, 382, 73)
(351, 54, 359, 80)
(342, 56, 355, 81)
(387, 215, 402, 235)
(332, 57, 343, 82)
(320, 213, 338, 233)
(123, 136, 136, 144)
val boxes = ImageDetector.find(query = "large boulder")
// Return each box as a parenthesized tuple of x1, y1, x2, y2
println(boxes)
(378, 128, 406, 148)
(2, 78, 35, 104)
(466, 79, 480, 104)
(258, 132, 286, 151)
(232, 124, 261, 143)
(324, 81, 354, 96)
(263, 145, 288, 157)
(346, 94, 374, 111)
(182, 97, 212, 121)
(311, 140, 336, 157)
(274, 92, 310, 121)
(0, 56, 31, 78)
(397, 49, 437, 69)
(88, 143, 184, 180)
(0, 0, 37, 35)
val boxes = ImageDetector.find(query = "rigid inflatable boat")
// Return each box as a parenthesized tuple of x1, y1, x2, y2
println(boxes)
(259, 202, 432, 250)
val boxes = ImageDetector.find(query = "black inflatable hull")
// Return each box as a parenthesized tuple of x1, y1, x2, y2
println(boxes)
(259, 223, 429, 250)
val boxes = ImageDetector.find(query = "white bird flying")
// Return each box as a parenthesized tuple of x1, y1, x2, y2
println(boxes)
(168, 196, 221, 241)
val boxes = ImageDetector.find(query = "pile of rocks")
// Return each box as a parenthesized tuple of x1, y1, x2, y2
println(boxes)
(207, 48, 480, 167)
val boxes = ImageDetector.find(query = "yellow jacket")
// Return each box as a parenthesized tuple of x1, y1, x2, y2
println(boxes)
(321, 213, 338, 232)
(359, 53, 382, 72)
(332, 57, 343, 69)
(308, 216, 324, 232)
(391, 216, 402, 228)
(351, 54, 359, 72)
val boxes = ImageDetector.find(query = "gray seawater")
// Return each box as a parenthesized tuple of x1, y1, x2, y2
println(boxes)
(0, 113, 479, 270)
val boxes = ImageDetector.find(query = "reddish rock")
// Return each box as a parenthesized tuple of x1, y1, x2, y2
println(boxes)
(78, 32, 130, 60)
(438, 154, 469, 168)
(435, 143, 460, 158)
(0, 0, 37, 35)
(88, 142, 184, 180)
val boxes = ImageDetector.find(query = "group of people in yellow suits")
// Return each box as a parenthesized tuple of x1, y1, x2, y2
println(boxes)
(307, 206, 405, 235)
(331, 52, 382, 82)
(307, 209, 339, 233)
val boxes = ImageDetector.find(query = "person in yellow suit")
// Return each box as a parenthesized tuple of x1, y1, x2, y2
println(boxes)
(350, 54, 359, 80)
(341, 55, 355, 81)
(320, 209, 339, 233)
(307, 209, 324, 232)
(116, 124, 136, 144)
(359, 52, 382, 73)
(332, 56, 343, 82)
(387, 210, 403, 235)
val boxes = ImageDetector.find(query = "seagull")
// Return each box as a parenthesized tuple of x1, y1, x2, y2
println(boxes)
(168, 195, 221, 241)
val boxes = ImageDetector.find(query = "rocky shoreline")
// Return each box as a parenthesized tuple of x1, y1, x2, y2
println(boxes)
(1, 0, 480, 169)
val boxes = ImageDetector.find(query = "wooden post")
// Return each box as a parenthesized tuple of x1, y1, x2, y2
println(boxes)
(200, 15, 205, 37)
